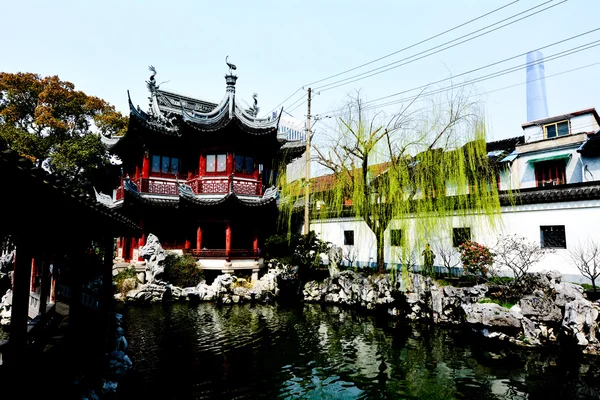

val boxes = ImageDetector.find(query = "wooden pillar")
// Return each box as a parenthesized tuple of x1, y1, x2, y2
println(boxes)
(39, 258, 51, 315)
(6, 241, 33, 367)
(29, 257, 36, 292)
(142, 152, 150, 178)
(184, 239, 191, 249)
(226, 153, 233, 175)
(138, 220, 145, 262)
(253, 230, 259, 257)
(196, 226, 203, 251)
(50, 267, 56, 303)
(225, 221, 231, 260)
(199, 155, 206, 178)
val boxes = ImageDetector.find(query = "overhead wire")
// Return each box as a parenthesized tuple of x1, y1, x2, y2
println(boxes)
(303, 0, 522, 87)
(318, 39, 600, 117)
(315, 0, 567, 92)
(359, 28, 600, 106)
(266, 0, 525, 116)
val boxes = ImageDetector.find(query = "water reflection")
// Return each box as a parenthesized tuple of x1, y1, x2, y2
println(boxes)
(117, 303, 600, 399)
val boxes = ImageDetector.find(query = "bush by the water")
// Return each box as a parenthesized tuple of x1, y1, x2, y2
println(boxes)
(114, 266, 139, 295)
(163, 253, 204, 288)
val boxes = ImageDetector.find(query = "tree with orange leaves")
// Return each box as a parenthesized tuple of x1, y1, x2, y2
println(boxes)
(0, 72, 127, 190)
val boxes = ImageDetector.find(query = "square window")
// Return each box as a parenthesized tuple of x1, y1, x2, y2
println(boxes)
(344, 230, 354, 246)
(452, 227, 471, 247)
(544, 120, 570, 139)
(390, 229, 402, 246)
(540, 225, 566, 248)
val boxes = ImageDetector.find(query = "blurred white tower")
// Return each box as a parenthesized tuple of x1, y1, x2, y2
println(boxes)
(526, 50, 549, 122)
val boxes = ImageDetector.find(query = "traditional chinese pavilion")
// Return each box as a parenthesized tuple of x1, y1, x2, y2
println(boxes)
(97, 63, 304, 279)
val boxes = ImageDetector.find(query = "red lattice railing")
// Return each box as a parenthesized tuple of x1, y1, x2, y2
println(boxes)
(115, 176, 262, 198)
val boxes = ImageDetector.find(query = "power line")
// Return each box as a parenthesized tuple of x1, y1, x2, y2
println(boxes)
(360, 28, 600, 106)
(303, 0, 522, 87)
(359, 43, 599, 113)
(320, 42, 600, 116)
(268, 0, 524, 117)
(314, 0, 565, 92)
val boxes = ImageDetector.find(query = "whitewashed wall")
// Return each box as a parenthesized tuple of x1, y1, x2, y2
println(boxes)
(308, 198, 600, 283)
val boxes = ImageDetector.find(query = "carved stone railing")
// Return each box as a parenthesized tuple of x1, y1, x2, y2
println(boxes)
(183, 248, 259, 259)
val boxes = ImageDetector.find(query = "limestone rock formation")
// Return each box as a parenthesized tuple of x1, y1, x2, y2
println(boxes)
(139, 233, 166, 284)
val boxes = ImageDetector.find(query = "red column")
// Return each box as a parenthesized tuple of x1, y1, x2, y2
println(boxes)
(138, 220, 146, 262)
(50, 261, 56, 303)
(142, 153, 150, 178)
(196, 226, 203, 251)
(199, 155, 206, 177)
(253, 230, 259, 257)
(135, 165, 140, 180)
(225, 221, 231, 260)
(226, 153, 233, 175)
(30, 257, 36, 292)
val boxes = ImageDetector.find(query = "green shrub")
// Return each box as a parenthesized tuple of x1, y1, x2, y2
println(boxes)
(479, 297, 516, 309)
(163, 253, 203, 288)
(487, 276, 514, 285)
(114, 266, 139, 295)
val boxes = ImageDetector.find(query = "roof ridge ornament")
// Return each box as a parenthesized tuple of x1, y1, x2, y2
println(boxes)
(226, 55, 237, 74)
(225, 56, 238, 94)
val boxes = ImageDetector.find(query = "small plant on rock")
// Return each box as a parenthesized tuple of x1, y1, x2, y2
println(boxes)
(459, 240, 494, 279)
(114, 266, 139, 296)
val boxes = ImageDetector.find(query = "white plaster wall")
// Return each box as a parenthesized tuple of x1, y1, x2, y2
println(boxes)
(582, 155, 600, 182)
(308, 199, 600, 283)
(523, 125, 543, 143)
(571, 114, 599, 134)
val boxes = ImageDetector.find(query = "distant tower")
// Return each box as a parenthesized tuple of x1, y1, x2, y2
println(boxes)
(526, 50, 549, 122)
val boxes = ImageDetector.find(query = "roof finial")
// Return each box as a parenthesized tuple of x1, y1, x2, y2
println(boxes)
(226, 55, 237, 74)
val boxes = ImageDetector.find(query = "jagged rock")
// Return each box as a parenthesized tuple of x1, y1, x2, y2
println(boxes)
(554, 281, 585, 307)
(520, 295, 562, 322)
(462, 303, 521, 329)
(139, 233, 167, 284)
(562, 300, 599, 347)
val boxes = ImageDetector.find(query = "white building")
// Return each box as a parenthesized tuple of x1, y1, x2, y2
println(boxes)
(304, 108, 600, 283)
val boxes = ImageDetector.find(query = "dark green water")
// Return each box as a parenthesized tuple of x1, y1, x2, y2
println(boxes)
(117, 302, 600, 399)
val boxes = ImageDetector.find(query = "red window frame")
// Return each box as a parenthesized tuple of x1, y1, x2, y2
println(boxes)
(535, 160, 566, 187)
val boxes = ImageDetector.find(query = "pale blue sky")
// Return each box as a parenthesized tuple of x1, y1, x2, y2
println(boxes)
(3, 0, 599, 144)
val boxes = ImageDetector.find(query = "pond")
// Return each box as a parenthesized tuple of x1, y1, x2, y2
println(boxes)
(117, 302, 600, 399)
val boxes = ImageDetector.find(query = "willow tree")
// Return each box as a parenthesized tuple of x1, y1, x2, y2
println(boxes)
(279, 89, 502, 274)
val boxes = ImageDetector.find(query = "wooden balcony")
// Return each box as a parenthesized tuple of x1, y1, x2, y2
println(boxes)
(115, 176, 263, 200)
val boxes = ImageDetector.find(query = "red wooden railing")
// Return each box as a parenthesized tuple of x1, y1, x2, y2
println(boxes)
(115, 176, 262, 199)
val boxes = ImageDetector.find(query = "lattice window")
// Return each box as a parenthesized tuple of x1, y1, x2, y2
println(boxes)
(540, 225, 566, 248)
